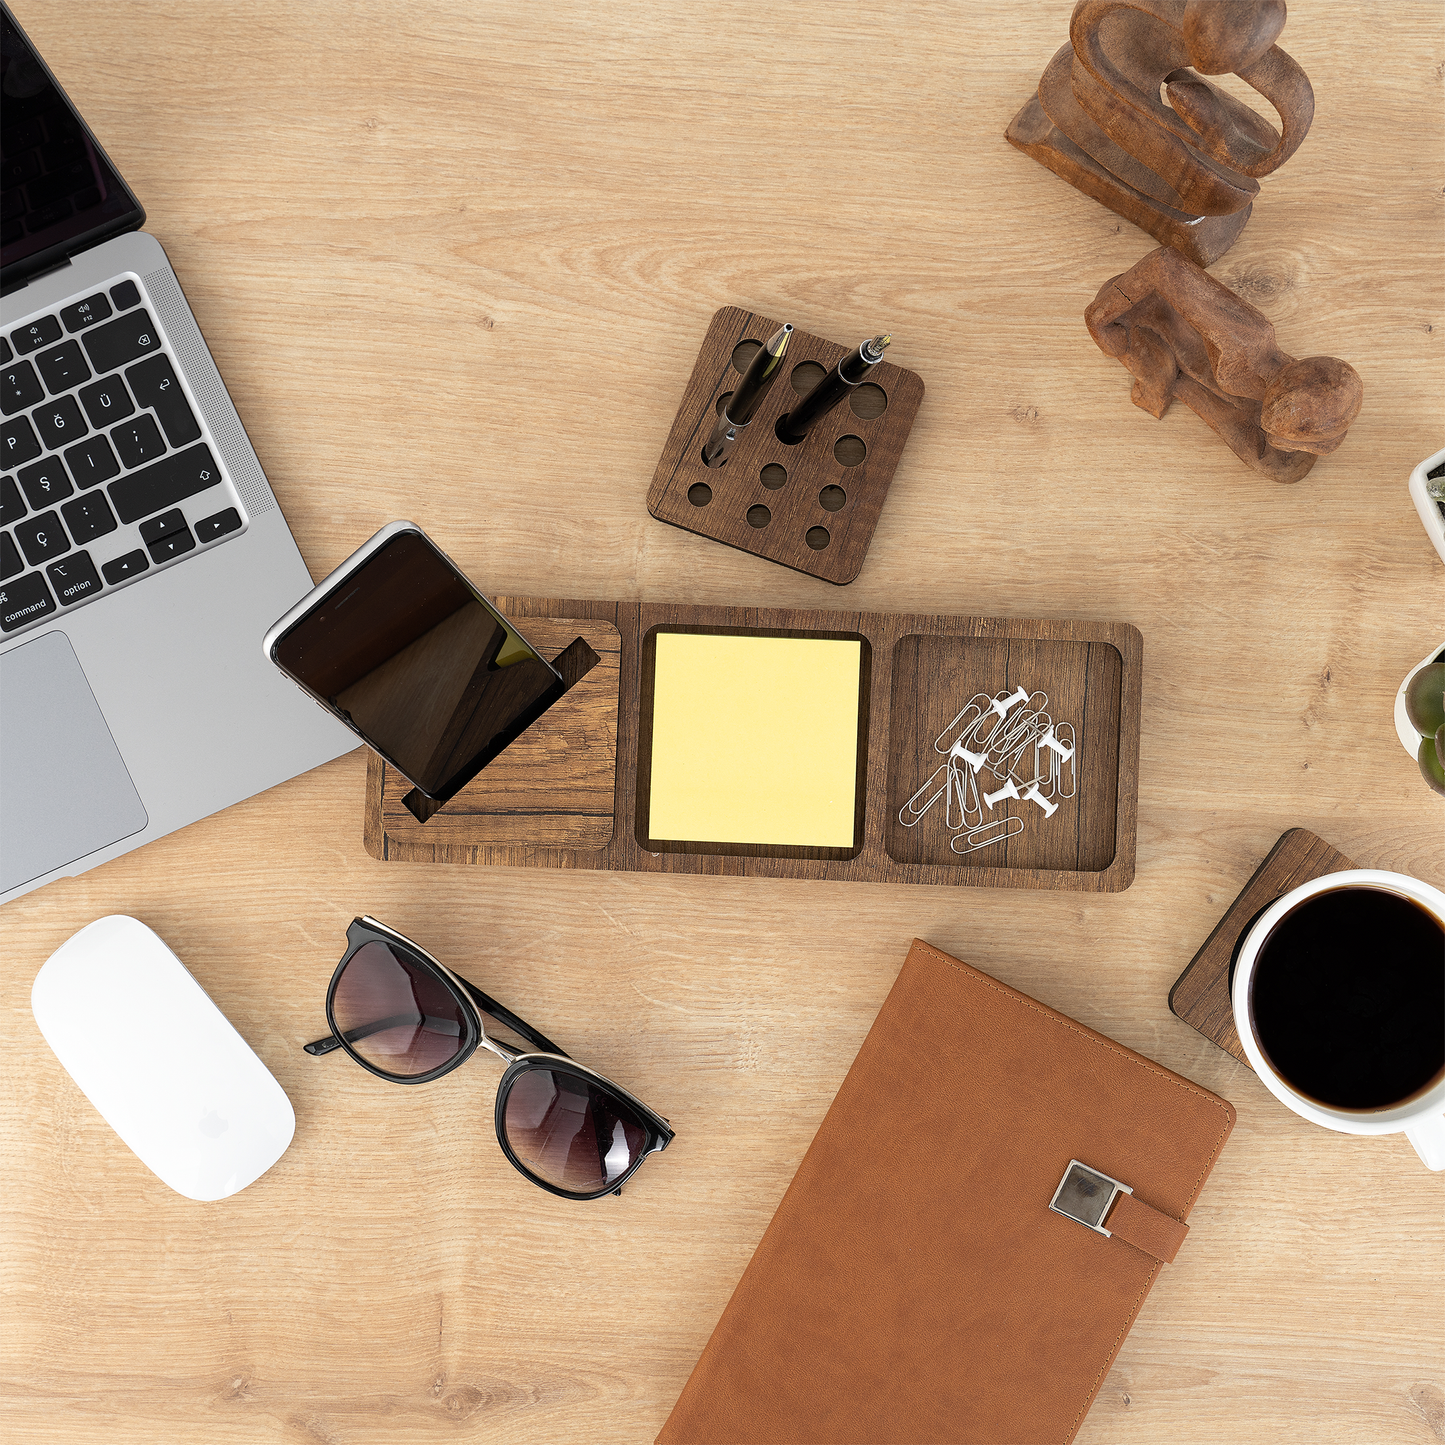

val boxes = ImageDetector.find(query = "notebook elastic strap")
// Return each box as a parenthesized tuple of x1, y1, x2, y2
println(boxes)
(1104, 1190, 1190, 1263)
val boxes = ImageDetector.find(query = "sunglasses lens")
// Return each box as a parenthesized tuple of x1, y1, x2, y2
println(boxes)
(331, 940, 467, 1077)
(503, 1066, 649, 1195)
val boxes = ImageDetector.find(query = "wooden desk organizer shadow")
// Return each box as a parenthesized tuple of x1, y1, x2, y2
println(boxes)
(364, 596, 1142, 892)
(647, 307, 924, 586)
(1168, 828, 1356, 1066)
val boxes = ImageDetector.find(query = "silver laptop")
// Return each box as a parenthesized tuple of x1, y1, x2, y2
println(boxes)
(0, 7, 357, 905)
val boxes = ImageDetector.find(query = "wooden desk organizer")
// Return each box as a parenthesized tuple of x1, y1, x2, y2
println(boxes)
(647, 307, 924, 586)
(364, 597, 1142, 891)
(1168, 828, 1356, 1066)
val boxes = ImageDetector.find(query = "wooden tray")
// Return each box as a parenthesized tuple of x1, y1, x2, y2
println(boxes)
(364, 598, 1142, 891)
(1167, 828, 1357, 1066)
(647, 307, 924, 586)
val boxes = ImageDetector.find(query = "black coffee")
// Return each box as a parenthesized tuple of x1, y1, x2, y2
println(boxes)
(1251, 887, 1445, 1110)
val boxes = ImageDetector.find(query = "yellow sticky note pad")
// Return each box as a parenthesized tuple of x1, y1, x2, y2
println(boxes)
(647, 632, 862, 847)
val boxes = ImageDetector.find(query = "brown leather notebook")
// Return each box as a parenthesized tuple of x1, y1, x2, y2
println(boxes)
(657, 939, 1235, 1445)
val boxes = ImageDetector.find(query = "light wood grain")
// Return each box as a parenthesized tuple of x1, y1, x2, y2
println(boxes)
(2, 2, 1442, 1443)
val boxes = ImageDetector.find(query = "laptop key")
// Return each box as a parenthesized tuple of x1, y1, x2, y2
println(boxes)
(81, 308, 160, 374)
(110, 280, 141, 311)
(35, 339, 90, 395)
(1, 474, 24, 525)
(64, 434, 121, 489)
(78, 374, 135, 429)
(0, 570, 56, 632)
(196, 507, 241, 543)
(10, 315, 62, 355)
(101, 548, 149, 585)
(47, 551, 101, 606)
(126, 355, 200, 447)
(61, 293, 113, 334)
(15, 509, 70, 566)
(17, 457, 73, 509)
(32, 394, 86, 451)
(0, 337, 11, 363)
(0, 532, 21, 580)
(61, 491, 117, 545)
(108, 443, 221, 525)
(2, 416, 42, 467)
(110, 413, 165, 469)
(139, 508, 186, 545)
(148, 527, 196, 565)
(2, 360, 44, 416)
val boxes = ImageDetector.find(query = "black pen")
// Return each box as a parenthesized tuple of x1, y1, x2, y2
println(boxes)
(777, 333, 891, 445)
(702, 323, 793, 468)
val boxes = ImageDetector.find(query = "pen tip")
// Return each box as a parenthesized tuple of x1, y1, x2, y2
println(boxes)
(767, 324, 792, 356)
(874, 334, 891, 350)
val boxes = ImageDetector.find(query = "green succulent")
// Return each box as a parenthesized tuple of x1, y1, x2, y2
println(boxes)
(1405, 662, 1445, 798)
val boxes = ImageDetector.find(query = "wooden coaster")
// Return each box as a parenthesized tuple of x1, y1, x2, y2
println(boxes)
(1167, 828, 1357, 1066)
(362, 616, 621, 861)
(647, 306, 924, 586)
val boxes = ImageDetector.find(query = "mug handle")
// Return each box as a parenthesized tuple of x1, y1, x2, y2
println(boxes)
(1405, 1113, 1445, 1171)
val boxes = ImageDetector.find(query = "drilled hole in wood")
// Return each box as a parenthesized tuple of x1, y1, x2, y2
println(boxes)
(790, 360, 827, 395)
(731, 340, 762, 373)
(746, 504, 771, 529)
(760, 463, 787, 490)
(715, 391, 733, 415)
(850, 382, 887, 419)
(805, 526, 830, 550)
(819, 485, 846, 512)
(834, 434, 867, 467)
(688, 482, 713, 506)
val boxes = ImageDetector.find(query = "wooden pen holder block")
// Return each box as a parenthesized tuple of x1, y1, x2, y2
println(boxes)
(648, 307, 924, 586)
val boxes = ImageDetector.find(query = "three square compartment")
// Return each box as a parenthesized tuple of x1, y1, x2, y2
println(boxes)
(367, 600, 1142, 892)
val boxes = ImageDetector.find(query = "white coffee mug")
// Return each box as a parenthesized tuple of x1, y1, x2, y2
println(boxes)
(1231, 868, 1445, 1171)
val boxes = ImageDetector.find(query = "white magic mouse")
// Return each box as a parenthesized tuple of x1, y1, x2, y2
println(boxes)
(31, 915, 295, 1202)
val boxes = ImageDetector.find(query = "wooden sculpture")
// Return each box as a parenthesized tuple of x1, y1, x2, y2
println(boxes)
(1006, 0, 1314, 266)
(1085, 247, 1362, 483)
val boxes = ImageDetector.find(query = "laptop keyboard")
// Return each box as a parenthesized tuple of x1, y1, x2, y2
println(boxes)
(1, 276, 244, 635)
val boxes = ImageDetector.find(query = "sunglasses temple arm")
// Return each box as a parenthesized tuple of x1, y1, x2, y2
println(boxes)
(304, 1034, 343, 1055)
(453, 975, 570, 1060)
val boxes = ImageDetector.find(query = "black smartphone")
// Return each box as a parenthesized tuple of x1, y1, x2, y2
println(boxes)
(264, 523, 564, 802)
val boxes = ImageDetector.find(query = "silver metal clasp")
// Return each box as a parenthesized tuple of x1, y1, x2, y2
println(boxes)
(1049, 1159, 1133, 1237)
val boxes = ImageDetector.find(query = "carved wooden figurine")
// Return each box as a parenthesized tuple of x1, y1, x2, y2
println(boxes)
(1085, 247, 1362, 483)
(1007, 0, 1314, 266)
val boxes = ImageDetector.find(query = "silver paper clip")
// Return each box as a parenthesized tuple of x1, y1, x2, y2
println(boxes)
(1052, 723, 1077, 799)
(950, 815, 1024, 853)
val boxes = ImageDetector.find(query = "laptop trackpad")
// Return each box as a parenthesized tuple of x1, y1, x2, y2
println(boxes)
(0, 632, 148, 894)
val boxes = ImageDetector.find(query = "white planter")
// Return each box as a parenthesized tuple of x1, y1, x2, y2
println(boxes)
(1409, 445, 1445, 566)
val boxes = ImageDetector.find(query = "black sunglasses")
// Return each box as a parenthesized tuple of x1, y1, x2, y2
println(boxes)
(305, 917, 674, 1200)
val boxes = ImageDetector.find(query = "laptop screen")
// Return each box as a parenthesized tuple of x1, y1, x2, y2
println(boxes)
(1, 6, 144, 286)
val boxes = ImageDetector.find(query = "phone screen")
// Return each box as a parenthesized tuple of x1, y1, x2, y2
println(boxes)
(270, 530, 563, 801)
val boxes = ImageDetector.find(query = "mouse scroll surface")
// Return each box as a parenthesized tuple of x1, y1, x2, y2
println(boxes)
(31, 916, 295, 1202)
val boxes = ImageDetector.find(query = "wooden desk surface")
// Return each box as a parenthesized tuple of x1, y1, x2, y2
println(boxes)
(3, 3, 1441, 1441)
